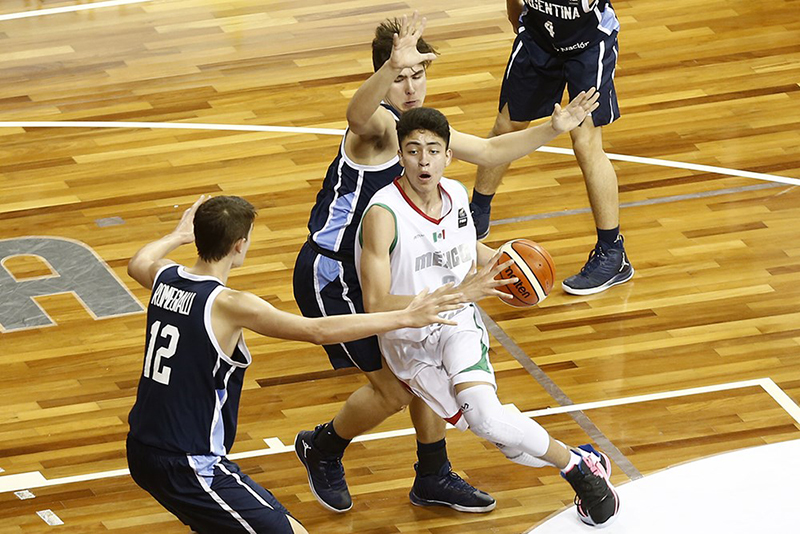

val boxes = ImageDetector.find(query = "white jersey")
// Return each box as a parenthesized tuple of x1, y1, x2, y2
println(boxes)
(355, 176, 477, 343)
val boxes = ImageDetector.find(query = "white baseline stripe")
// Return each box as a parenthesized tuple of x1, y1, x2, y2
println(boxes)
(0, 0, 154, 22)
(2, 378, 795, 494)
(520, 378, 767, 418)
(0, 121, 344, 136)
(761, 377, 800, 425)
(537, 146, 800, 186)
(1, 121, 796, 186)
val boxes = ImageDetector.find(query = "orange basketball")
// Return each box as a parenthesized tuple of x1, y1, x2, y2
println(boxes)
(494, 239, 555, 307)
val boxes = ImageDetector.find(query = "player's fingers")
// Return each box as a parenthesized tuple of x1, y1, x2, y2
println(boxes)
(417, 15, 427, 36)
(491, 276, 518, 287)
(490, 258, 515, 276)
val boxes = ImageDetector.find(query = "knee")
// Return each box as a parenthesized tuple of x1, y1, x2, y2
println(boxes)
(371, 379, 412, 414)
(570, 125, 604, 161)
(465, 410, 525, 450)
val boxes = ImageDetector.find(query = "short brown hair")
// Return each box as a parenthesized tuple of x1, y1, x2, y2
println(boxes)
(194, 196, 257, 262)
(372, 18, 438, 72)
(396, 107, 450, 149)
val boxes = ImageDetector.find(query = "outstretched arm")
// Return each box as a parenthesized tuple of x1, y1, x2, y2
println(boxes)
(218, 288, 460, 346)
(127, 195, 206, 289)
(346, 11, 437, 138)
(450, 88, 600, 167)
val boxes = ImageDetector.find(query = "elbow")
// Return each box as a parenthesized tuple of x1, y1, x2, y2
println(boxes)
(362, 295, 380, 314)
(127, 259, 145, 285)
(307, 323, 328, 346)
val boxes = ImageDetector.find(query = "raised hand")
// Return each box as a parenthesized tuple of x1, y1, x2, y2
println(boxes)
(550, 87, 601, 133)
(170, 195, 207, 245)
(404, 283, 464, 327)
(388, 11, 438, 70)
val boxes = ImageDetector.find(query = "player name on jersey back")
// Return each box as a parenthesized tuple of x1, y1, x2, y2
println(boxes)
(524, 0, 583, 20)
(150, 282, 198, 316)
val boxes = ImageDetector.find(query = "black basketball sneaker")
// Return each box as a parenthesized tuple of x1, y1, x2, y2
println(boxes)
(562, 235, 634, 295)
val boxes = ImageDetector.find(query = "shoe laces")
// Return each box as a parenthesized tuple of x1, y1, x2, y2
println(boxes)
(316, 456, 347, 490)
(579, 245, 607, 275)
(571, 459, 608, 507)
(440, 470, 477, 495)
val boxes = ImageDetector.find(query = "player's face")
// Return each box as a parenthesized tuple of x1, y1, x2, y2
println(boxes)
(398, 129, 452, 195)
(385, 64, 427, 112)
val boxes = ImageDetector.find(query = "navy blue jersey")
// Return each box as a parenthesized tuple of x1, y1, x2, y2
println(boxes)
(306, 103, 402, 258)
(128, 264, 251, 456)
(520, 0, 619, 54)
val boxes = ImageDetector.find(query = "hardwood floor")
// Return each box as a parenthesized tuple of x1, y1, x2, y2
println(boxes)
(1, 0, 799, 532)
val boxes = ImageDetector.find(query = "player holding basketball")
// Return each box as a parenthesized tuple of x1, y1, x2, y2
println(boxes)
(293, 12, 599, 514)
(470, 0, 633, 296)
(356, 107, 620, 527)
(125, 195, 463, 534)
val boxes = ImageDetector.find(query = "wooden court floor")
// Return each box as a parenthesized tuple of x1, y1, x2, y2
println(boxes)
(1, 0, 799, 532)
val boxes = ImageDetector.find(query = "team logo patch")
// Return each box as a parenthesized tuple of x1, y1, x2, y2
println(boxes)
(458, 208, 468, 228)
(432, 230, 446, 242)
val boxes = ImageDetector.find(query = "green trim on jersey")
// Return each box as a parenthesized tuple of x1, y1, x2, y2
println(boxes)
(359, 203, 398, 254)
(457, 305, 491, 375)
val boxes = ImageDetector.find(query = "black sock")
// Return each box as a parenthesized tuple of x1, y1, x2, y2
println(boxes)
(471, 190, 494, 212)
(416, 439, 448, 476)
(596, 226, 620, 249)
(313, 421, 351, 458)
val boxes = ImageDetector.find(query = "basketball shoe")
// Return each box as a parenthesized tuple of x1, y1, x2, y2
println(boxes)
(470, 202, 491, 240)
(409, 461, 496, 513)
(562, 235, 634, 295)
(562, 444, 620, 527)
(294, 426, 352, 512)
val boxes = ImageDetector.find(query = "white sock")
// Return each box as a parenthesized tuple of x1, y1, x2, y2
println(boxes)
(562, 450, 582, 473)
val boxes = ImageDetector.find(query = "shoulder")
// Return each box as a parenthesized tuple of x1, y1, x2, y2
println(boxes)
(213, 288, 275, 325)
(370, 180, 403, 206)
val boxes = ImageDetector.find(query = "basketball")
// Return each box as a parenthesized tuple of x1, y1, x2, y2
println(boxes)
(494, 239, 555, 307)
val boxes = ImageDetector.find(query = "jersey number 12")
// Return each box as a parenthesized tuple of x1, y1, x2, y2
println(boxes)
(144, 320, 179, 385)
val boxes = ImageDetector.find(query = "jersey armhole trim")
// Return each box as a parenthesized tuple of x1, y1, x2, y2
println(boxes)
(359, 203, 398, 255)
(152, 263, 177, 290)
(205, 287, 251, 369)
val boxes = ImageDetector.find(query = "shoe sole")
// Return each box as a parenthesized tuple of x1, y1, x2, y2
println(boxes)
(409, 492, 496, 513)
(561, 267, 634, 296)
(293, 433, 352, 513)
(575, 448, 620, 528)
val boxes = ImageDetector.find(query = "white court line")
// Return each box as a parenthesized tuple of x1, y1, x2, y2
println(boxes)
(538, 146, 800, 187)
(0, 121, 798, 186)
(2, 377, 798, 494)
(0, 0, 153, 22)
(0, 121, 344, 137)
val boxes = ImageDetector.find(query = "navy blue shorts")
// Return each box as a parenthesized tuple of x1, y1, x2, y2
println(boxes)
(292, 241, 383, 372)
(127, 438, 295, 534)
(499, 30, 620, 126)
